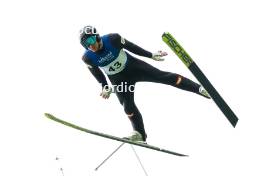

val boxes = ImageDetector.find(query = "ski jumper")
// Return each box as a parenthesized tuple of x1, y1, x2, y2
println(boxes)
(82, 33, 201, 141)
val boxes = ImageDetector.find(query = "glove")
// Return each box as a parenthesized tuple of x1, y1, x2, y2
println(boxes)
(152, 51, 167, 61)
(100, 86, 112, 99)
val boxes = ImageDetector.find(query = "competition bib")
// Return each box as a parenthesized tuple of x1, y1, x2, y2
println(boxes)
(101, 49, 127, 75)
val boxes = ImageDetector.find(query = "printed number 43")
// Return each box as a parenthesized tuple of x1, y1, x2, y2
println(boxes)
(109, 61, 122, 72)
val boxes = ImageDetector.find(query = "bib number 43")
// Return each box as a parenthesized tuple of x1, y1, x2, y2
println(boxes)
(109, 61, 122, 72)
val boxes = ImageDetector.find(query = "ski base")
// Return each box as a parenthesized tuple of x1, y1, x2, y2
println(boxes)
(45, 113, 188, 157)
(162, 32, 239, 127)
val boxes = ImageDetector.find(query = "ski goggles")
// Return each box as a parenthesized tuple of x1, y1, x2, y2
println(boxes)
(84, 35, 97, 46)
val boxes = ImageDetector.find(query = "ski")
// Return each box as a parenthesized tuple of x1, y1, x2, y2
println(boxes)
(162, 32, 238, 127)
(44, 113, 188, 157)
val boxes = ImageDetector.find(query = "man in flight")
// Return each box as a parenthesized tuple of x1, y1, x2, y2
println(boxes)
(80, 26, 210, 142)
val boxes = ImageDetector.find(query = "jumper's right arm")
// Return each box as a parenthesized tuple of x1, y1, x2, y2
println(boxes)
(82, 55, 112, 99)
(82, 55, 108, 89)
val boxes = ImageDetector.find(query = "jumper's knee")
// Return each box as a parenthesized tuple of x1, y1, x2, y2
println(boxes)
(127, 113, 134, 118)
(176, 76, 182, 85)
(124, 104, 135, 118)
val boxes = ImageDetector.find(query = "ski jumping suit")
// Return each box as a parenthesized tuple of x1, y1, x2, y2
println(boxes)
(82, 33, 203, 141)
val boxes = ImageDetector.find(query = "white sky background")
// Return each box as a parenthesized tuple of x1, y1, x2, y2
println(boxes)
(1, 0, 264, 175)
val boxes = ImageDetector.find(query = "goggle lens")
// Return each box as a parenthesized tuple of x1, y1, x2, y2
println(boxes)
(85, 36, 97, 46)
